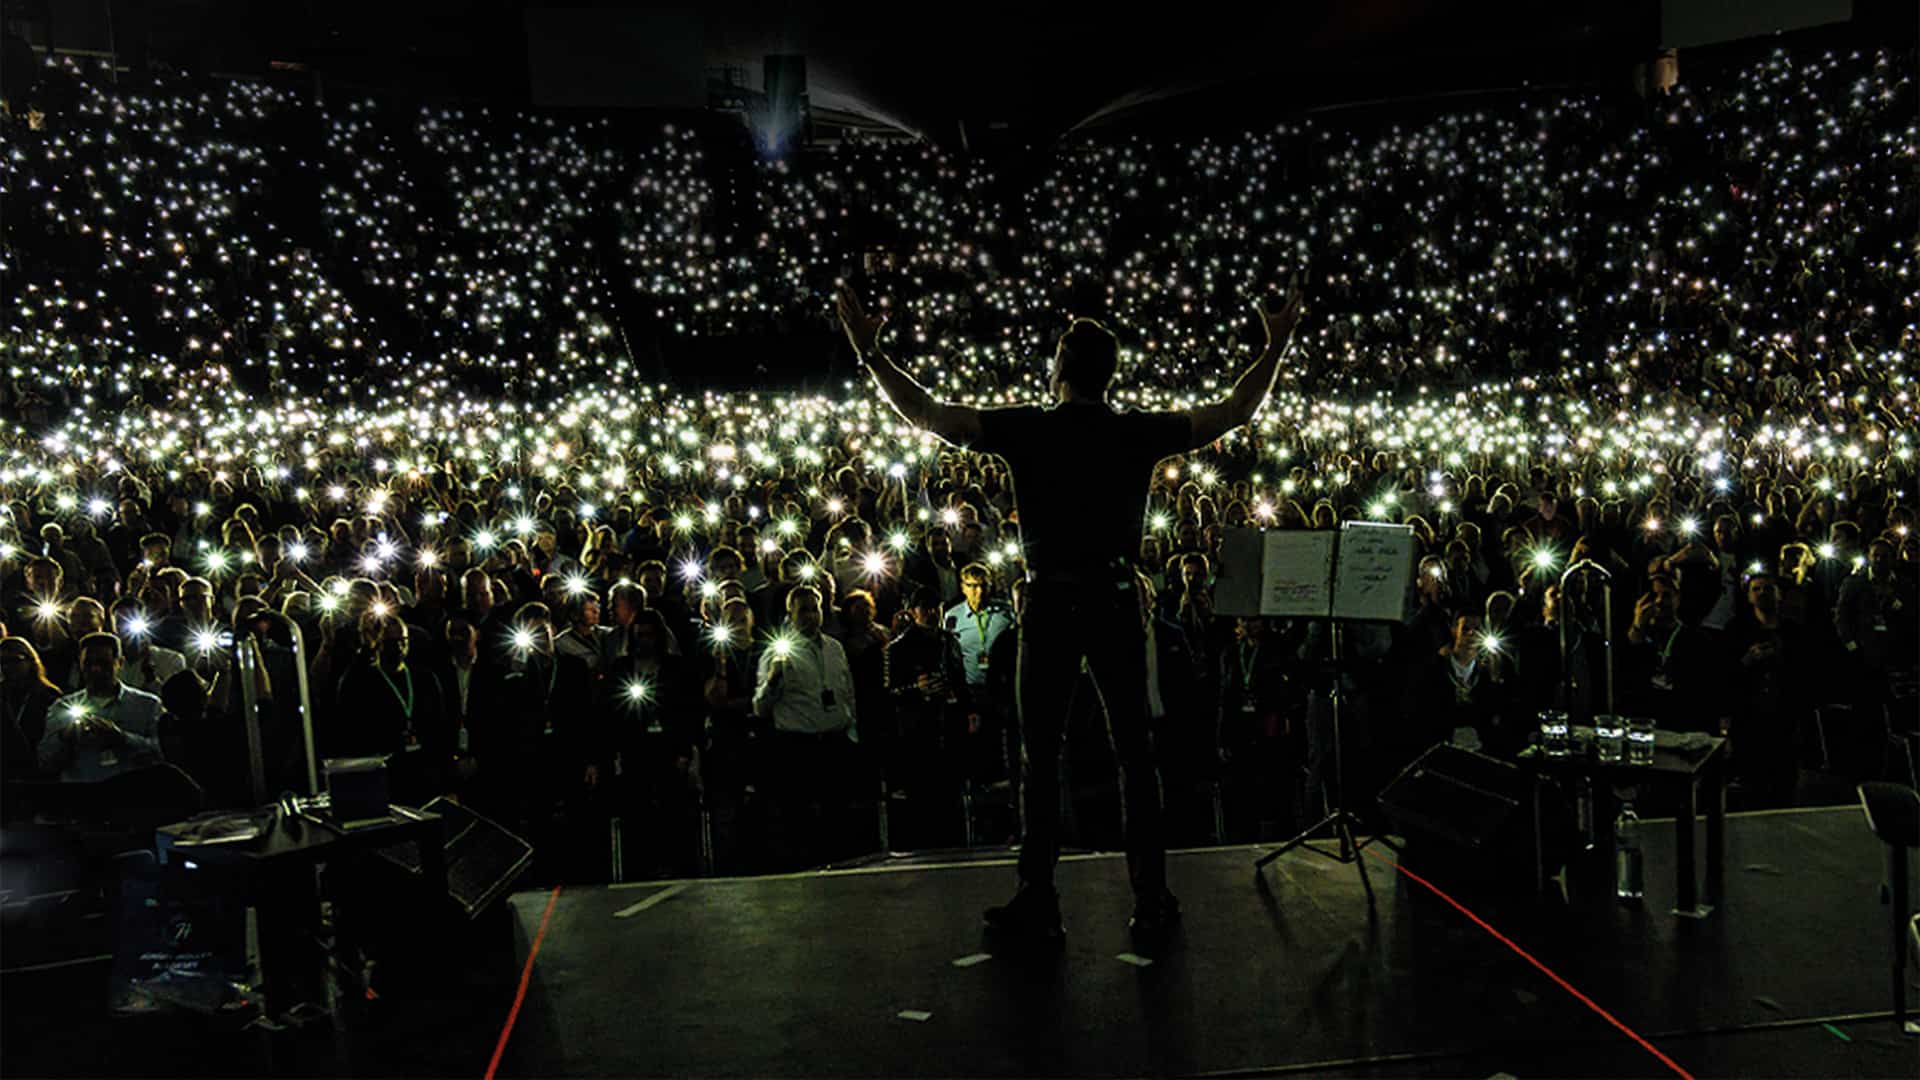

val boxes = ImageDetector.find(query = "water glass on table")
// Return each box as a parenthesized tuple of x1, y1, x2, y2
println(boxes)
(1594, 715, 1626, 764)
(1627, 717, 1656, 766)
(1540, 710, 1571, 758)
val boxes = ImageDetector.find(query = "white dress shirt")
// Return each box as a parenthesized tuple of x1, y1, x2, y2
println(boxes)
(753, 630, 858, 737)
(39, 682, 167, 782)
(123, 644, 188, 695)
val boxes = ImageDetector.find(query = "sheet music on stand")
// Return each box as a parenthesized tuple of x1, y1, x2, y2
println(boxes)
(1331, 521, 1416, 622)
(1215, 523, 1414, 622)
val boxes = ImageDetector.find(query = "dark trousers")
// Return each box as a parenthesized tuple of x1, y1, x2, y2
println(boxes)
(764, 729, 865, 869)
(615, 734, 699, 874)
(1016, 577, 1165, 901)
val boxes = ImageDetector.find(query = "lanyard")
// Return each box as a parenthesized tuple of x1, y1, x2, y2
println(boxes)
(1239, 642, 1259, 695)
(377, 666, 414, 720)
(1656, 625, 1682, 666)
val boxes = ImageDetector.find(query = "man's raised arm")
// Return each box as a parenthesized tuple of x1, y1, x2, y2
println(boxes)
(1186, 282, 1305, 448)
(836, 285, 984, 446)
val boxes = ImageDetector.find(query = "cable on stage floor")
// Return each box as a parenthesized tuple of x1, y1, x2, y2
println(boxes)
(486, 885, 564, 1080)
(1360, 846, 1697, 1080)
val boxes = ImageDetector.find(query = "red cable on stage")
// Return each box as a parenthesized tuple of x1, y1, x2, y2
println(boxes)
(1361, 847, 1696, 1080)
(484, 885, 564, 1080)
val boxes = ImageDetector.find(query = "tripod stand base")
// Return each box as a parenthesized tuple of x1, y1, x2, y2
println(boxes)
(1254, 811, 1400, 904)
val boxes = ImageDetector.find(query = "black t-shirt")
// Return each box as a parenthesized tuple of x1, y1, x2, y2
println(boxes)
(975, 401, 1194, 579)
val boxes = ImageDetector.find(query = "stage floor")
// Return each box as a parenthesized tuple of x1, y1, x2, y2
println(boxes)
(488, 804, 1916, 1079)
(5, 806, 1917, 1078)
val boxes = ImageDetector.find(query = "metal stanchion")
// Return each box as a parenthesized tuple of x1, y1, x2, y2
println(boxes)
(1557, 560, 1616, 852)
(277, 617, 320, 797)
(235, 636, 268, 807)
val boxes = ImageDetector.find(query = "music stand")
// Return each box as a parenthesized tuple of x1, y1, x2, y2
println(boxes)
(1252, 620, 1398, 903)
(1232, 522, 1412, 904)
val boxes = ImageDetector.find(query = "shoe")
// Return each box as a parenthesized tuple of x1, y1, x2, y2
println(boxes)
(983, 885, 1065, 941)
(1128, 890, 1182, 936)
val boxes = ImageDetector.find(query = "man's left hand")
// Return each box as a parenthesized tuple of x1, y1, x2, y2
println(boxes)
(835, 284, 888, 358)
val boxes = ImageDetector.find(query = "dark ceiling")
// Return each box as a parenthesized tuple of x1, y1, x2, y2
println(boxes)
(0, 0, 1718, 138)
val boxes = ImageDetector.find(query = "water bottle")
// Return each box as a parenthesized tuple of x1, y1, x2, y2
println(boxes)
(1614, 802, 1644, 903)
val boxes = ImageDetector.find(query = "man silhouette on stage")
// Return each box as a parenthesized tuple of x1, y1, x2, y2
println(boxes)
(837, 280, 1304, 940)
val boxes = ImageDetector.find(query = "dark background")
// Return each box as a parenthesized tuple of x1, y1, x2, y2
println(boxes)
(5, 0, 1911, 145)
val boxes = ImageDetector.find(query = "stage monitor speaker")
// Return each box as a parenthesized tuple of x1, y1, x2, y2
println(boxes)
(1377, 743, 1569, 893)
(375, 797, 533, 919)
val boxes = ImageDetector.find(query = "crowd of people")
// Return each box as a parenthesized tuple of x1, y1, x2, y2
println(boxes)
(0, 45, 1915, 882)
